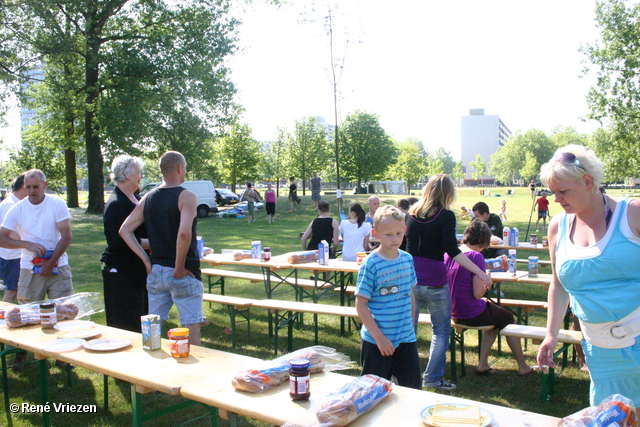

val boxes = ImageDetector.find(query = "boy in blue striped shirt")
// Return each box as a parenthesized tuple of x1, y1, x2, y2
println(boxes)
(355, 205, 422, 389)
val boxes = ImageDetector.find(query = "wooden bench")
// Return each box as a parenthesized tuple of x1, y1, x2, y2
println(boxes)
(202, 268, 264, 295)
(201, 268, 334, 302)
(251, 298, 493, 384)
(202, 293, 258, 348)
(501, 324, 583, 401)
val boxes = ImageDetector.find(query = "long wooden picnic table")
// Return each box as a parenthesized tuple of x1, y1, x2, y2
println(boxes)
(181, 369, 562, 427)
(0, 320, 259, 427)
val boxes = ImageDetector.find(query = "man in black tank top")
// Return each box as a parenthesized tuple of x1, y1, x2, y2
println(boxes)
(120, 151, 204, 345)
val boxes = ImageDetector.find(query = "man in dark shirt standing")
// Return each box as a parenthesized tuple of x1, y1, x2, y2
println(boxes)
(120, 151, 204, 345)
(472, 201, 505, 259)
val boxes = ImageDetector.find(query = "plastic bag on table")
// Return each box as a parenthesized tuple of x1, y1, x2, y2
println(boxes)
(282, 374, 394, 427)
(231, 345, 356, 393)
(558, 394, 637, 427)
(4, 292, 104, 327)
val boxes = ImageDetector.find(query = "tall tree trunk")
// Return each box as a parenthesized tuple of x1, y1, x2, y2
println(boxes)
(85, 28, 104, 214)
(64, 148, 79, 208)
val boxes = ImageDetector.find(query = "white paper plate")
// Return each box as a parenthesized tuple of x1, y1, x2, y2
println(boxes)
(41, 338, 86, 352)
(83, 339, 131, 352)
(420, 403, 492, 427)
(56, 325, 101, 340)
(54, 320, 95, 331)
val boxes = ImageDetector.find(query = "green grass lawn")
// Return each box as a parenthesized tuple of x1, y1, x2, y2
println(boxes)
(6, 185, 629, 426)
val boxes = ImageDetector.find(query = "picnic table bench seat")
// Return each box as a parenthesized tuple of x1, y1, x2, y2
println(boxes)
(501, 324, 583, 401)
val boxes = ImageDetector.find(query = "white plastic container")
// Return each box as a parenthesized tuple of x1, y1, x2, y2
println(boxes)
(508, 249, 517, 275)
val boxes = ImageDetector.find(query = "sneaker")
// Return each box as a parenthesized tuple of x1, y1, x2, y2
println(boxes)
(424, 380, 457, 391)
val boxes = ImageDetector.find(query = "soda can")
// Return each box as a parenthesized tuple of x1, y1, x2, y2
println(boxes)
(528, 256, 539, 277)
(508, 249, 517, 275)
(251, 240, 262, 259)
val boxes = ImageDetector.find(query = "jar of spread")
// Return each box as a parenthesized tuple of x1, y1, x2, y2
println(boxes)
(40, 302, 57, 329)
(356, 252, 367, 266)
(289, 358, 311, 401)
(262, 247, 271, 262)
(167, 328, 190, 358)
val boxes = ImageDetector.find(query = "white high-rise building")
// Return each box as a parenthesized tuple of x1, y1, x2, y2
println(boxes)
(460, 108, 511, 183)
(20, 65, 45, 136)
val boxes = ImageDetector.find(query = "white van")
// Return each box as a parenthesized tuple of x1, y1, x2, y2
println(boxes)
(139, 180, 218, 218)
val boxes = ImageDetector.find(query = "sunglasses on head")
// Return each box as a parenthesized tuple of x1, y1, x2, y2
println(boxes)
(555, 152, 586, 170)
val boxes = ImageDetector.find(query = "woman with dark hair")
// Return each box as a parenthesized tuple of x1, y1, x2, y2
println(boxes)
(405, 174, 492, 391)
(301, 201, 340, 255)
(288, 177, 298, 212)
(448, 219, 532, 376)
(101, 155, 149, 332)
(339, 203, 372, 261)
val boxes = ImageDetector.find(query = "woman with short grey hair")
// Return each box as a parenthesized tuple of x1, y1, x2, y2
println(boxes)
(101, 155, 149, 332)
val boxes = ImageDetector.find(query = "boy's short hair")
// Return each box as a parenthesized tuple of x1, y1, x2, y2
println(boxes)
(396, 198, 410, 211)
(373, 205, 404, 229)
(472, 201, 490, 215)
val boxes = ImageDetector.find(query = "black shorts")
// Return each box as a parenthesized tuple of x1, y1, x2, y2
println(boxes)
(454, 302, 514, 331)
(538, 210, 548, 219)
(266, 202, 276, 215)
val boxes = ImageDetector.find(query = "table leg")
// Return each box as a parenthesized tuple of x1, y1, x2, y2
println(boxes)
(38, 358, 50, 427)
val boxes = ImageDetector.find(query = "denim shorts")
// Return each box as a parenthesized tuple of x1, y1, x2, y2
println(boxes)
(0, 257, 20, 291)
(146, 264, 204, 325)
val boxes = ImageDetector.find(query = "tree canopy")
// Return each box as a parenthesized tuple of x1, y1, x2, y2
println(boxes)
(338, 110, 396, 188)
(1, 0, 240, 212)
(388, 138, 428, 189)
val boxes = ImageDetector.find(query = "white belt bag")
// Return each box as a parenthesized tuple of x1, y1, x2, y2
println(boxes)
(580, 306, 640, 349)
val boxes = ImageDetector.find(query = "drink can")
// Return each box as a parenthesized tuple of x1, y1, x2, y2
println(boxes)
(542, 236, 549, 247)
(508, 249, 517, 275)
(251, 240, 262, 259)
(530, 234, 537, 246)
(141, 314, 161, 350)
(528, 256, 539, 277)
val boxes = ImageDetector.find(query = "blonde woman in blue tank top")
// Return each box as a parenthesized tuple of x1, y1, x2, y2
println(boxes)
(537, 145, 640, 413)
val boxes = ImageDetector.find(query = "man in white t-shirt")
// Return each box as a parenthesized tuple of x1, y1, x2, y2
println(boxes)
(0, 169, 74, 303)
(0, 173, 28, 303)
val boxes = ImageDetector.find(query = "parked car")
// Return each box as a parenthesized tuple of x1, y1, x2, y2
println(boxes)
(215, 188, 239, 206)
(138, 180, 218, 218)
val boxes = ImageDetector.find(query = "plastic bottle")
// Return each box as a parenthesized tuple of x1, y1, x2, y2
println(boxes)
(289, 358, 311, 401)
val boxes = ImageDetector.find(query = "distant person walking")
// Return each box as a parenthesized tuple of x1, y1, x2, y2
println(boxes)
(288, 177, 298, 212)
(245, 183, 261, 223)
(529, 180, 536, 199)
(535, 192, 550, 232)
(499, 199, 507, 221)
(311, 172, 322, 207)
(264, 184, 276, 224)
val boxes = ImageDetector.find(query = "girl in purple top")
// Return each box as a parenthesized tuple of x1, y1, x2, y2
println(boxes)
(264, 184, 276, 223)
(446, 219, 532, 376)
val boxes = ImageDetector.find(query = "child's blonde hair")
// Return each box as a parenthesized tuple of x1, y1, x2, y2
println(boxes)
(373, 205, 404, 229)
(501, 199, 506, 205)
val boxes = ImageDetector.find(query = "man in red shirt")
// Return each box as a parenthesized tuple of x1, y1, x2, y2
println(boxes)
(534, 193, 551, 232)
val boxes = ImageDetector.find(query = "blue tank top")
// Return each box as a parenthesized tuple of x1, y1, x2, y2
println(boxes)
(556, 198, 640, 323)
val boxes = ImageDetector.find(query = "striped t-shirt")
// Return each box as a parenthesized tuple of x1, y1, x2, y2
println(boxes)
(355, 250, 417, 347)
